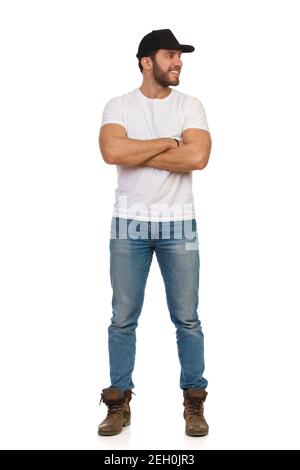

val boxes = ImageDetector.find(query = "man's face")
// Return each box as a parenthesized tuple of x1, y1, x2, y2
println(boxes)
(150, 49, 183, 87)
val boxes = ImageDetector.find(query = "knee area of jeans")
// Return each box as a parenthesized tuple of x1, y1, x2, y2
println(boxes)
(170, 311, 200, 326)
(175, 320, 203, 332)
(109, 320, 137, 332)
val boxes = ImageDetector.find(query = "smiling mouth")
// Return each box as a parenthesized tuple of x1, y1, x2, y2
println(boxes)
(170, 71, 180, 76)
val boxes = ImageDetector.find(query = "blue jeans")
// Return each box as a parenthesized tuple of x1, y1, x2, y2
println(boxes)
(108, 217, 208, 391)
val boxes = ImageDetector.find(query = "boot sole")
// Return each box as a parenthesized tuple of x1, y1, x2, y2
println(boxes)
(186, 430, 209, 437)
(98, 420, 130, 436)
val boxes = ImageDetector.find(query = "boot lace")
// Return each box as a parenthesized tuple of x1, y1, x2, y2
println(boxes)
(186, 398, 204, 416)
(106, 402, 124, 417)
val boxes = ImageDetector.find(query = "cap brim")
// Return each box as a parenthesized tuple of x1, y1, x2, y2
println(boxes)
(180, 44, 195, 53)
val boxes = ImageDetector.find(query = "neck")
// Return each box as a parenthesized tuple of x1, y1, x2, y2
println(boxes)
(139, 80, 171, 99)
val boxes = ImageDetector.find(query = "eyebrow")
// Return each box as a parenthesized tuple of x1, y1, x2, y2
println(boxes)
(163, 50, 182, 55)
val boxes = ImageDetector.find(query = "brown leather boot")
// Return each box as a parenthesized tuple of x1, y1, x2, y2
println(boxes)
(98, 387, 133, 436)
(183, 388, 209, 436)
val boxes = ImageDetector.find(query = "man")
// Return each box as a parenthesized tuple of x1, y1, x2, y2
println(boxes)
(98, 29, 212, 437)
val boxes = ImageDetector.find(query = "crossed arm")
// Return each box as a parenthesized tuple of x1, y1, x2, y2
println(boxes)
(99, 123, 212, 172)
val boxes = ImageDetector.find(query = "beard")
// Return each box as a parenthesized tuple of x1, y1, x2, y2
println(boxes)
(152, 60, 180, 87)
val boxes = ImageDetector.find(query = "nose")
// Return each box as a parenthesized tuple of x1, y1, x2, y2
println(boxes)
(174, 56, 182, 68)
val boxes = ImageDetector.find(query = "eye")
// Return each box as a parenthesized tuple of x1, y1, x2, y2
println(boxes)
(168, 53, 181, 59)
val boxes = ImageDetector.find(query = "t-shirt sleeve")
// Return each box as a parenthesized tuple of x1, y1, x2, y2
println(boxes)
(183, 97, 209, 132)
(101, 96, 125, 128)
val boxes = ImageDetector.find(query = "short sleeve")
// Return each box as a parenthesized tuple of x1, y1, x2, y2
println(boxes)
(183, 97, 209, 132)
(101, 96, 125, 128)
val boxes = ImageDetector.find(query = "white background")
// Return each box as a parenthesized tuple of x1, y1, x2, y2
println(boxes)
(0, 0, 300, 450)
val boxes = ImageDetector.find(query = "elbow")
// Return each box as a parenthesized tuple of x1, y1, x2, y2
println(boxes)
(189, 143, 210, 171)
(99, 142, 116, 165)
(197, 158, 209, 170)
(193, 138, 212, 170)
(195, 144, 211, 170)
(99, 133, 118, 164)
(194, 153, 209, 171)
(102, 152, 116, 165)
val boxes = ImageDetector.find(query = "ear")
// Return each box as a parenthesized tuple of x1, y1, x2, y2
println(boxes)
(141, 57, 153, 71)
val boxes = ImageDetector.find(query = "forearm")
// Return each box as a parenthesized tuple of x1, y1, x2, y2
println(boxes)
(142, 144, 200, 172)
(108, 137, 177, 167)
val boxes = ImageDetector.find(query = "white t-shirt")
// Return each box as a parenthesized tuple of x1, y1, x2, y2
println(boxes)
(101, 87, 209, 222)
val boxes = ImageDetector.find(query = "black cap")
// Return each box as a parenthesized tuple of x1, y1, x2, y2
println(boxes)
(136, 29, 195, 59)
